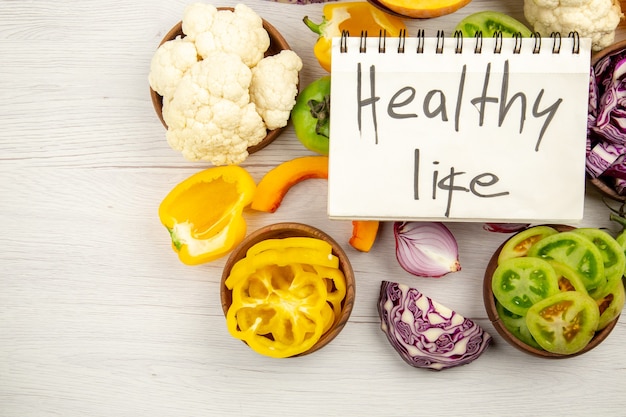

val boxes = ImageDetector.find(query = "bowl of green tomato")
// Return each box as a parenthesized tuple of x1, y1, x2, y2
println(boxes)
(483, 224, 624, 358)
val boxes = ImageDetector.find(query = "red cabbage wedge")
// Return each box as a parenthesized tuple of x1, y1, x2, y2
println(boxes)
(378, 281, 492, 370)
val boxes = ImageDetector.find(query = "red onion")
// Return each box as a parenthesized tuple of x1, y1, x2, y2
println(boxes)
(378, 281, 492, 370)
(393, 222, 460, 278)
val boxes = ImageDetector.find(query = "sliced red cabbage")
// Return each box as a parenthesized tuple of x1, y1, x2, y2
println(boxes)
(587, 48, 626, 187)
(378, 281, 492, 371)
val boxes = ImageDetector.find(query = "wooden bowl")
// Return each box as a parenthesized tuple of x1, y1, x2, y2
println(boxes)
(220, 222, 356, 357)
(149, 8, 292, 154)
(589, 39, 626, 202)
(483, 224, 619, 358)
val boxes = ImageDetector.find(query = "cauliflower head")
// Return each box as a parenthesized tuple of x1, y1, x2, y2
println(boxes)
(148, 37, 198, 99)
(163, 52, 267, 166)
(184, 3, 270, 67)
(250, 50, 303, 130)
(524, 0, 624, 51)
(149, 3, 303, 165)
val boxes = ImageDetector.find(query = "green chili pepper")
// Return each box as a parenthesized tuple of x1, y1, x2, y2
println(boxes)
(292, 76, 331, 155)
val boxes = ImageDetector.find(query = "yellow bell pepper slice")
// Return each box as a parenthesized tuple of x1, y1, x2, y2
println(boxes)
(303, 2, 406, 72)
(158, 165, 256, 265)
(225, 237, 348, 358)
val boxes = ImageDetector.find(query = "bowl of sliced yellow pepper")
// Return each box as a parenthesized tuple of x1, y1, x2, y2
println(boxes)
(220, 222, 355, 358)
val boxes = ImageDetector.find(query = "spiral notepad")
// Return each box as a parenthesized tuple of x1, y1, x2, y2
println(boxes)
(327, 31, 592, 223)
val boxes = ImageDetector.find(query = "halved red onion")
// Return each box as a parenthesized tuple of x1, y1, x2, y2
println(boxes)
(378, 281, 492, 371)
(394, 222, 460, 278)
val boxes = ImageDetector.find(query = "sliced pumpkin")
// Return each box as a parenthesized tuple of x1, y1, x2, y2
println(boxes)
(377, 0, 471, 19)
(349, 220, 380, 252)
(251, 156, 329, 213)
(251, 155, 381, 251)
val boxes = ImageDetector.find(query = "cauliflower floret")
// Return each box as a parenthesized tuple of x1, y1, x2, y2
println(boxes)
(181, 3, 269, 66)
(148, 37, 198, 99)
(163, 52, 267, 165)
(181, 3, 218, 41)
(524, 0, 624, 51)
(192, 3, 270, 67)
(250, 50, 303, 130)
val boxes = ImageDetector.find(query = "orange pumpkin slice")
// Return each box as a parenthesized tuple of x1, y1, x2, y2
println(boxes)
(377, 0, 472, 19)
(251, 156, 329, 213)
(349, 220, 380, 253)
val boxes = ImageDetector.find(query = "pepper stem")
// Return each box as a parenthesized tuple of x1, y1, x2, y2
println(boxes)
(303, 16, 323, 36)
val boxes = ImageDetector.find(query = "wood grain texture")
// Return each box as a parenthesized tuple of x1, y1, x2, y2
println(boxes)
(1, 1, 625, 416)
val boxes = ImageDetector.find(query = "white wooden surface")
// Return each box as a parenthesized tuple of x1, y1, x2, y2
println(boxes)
(1, 1, 626, 416)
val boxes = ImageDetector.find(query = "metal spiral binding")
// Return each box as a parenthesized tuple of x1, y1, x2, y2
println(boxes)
(454, 30, 463, 54)
(513, 32, 522, 54)
(569, 31, 580, 54)
(531, 32, 541, 54)
(398, 28, 406, 53)
(379, 29, 386, 53)
(340, 30, 348, 53)
(494, 31, 503, 54)
(474, 31, 483, 53)
(338, 29, 580, 55)
(551, 32, 561, 53)
(416, 29, 425, 54)
(359, 30, 367, 53)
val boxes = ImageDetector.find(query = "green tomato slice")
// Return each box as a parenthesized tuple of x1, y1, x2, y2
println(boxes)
(527, 231, 605, 293)
(526, 291, 599, 355)
(498, 225, 558, 264)
(572, 228, 626, 296)
(454, 11, 533, 38)
(548, 260, 588, 294)
(492, 257, 560, 316)
(495, 300, 542, 350)
(594, 278, 625, 330)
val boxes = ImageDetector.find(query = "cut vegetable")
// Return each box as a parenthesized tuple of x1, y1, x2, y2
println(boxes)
(250, 156, 328, 213)
(377, 0, 471, 19)
(378, 281, 492, 371)
(394, 222, 460, 278)
(454, 10, 533, 37)
(349, 220, 380, 252)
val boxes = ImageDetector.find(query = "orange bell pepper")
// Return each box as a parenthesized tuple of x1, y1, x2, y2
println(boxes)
(158, 165, 256, 265)
(303, 2, 406, 72)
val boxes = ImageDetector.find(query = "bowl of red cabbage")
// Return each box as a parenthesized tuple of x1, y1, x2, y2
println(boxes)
(483, 224, 624, 358)
(378, 280, 492, 371)
(587, 40, 626, 201)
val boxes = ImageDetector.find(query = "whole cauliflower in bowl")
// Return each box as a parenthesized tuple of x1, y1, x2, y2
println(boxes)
(148, 3, 302, 165)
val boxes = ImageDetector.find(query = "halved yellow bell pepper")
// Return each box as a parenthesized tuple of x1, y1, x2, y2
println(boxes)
(158, 165, 256, 265)
(303, 2, 406, 72)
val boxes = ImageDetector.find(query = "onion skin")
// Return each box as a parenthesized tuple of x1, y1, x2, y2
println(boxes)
(394, 222, 460, 278)
(378, 281, 492, 371)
